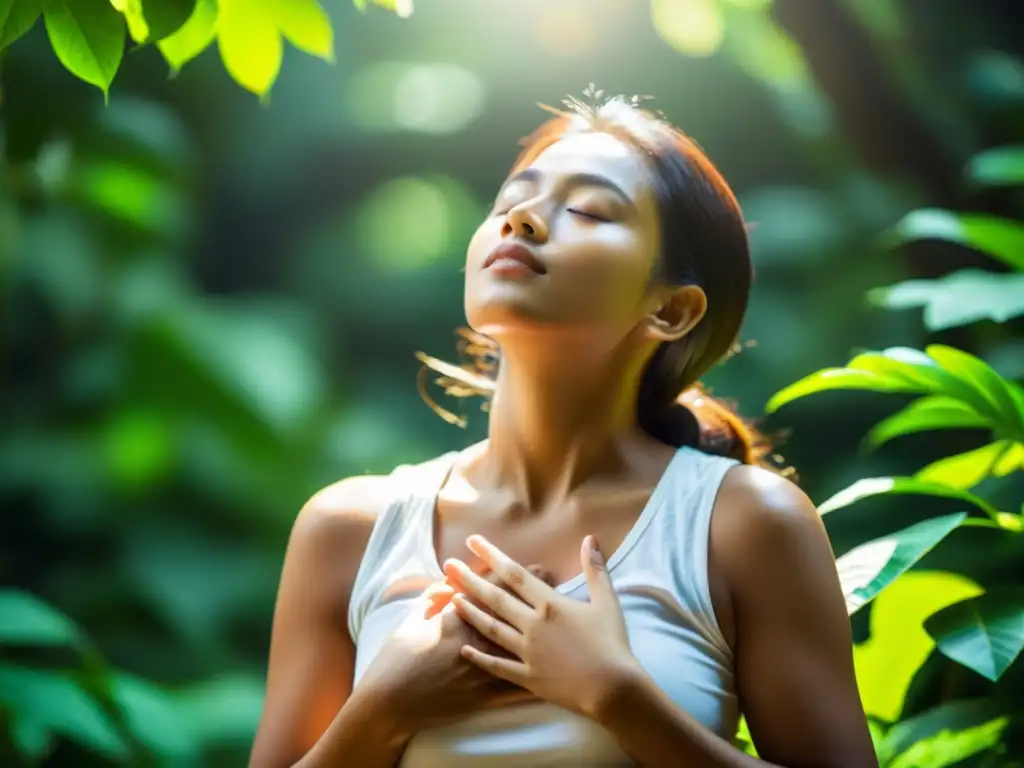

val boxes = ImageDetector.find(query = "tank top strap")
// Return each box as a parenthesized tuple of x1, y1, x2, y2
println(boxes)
(347, 452, 458, 642)
(652, 446, 739, 661)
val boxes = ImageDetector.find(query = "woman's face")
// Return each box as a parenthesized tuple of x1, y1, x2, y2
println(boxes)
(464, 132, 664, 345)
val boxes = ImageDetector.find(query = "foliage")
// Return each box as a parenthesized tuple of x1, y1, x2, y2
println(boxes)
(3, 0, 1024, 765)
(766, 142, 1024, 764)
(0, 0, 407, 99)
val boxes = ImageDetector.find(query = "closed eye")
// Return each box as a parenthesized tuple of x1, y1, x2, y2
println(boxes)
(568, 208, 610, 223)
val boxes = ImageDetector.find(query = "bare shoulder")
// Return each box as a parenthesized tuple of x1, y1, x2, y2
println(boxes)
(288, 474, 395, 562)
(712, 465, 836, 600)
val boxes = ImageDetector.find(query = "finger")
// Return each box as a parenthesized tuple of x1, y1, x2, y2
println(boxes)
(452, 593, 524, 656)
(444, 559, 533, 628)
(460, 644, 529, 688)
(581, 535, 620, 611)
(422, 582, 456, 619)
(465, 535, 549, 606)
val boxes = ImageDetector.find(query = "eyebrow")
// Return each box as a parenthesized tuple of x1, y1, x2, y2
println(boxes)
(500, 168, 636, 209)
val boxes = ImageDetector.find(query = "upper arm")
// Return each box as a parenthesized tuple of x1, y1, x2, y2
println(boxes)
(249, 475, 389, 768)
(713, 467, 877, 768)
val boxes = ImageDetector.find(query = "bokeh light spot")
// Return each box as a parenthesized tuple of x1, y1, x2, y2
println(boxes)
(651, 0, 725, 58)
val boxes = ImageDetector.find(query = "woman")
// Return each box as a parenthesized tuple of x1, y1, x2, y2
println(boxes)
(250, 92, 877, 768)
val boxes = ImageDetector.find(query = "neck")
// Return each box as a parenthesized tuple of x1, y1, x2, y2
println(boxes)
(482, 333, 651, 509)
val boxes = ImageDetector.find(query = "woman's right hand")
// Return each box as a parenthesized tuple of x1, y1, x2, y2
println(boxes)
(355, 565, 553, 735)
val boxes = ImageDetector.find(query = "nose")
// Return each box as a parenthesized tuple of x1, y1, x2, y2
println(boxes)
(502, 203, 549, 244)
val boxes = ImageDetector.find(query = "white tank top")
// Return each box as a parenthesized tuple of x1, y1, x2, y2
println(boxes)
(348, 446, 740, 767)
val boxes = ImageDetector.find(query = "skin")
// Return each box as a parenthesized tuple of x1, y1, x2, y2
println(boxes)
(250, 130, 878, 768)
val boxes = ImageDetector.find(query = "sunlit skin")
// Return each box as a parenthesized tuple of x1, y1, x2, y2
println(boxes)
(249, 129, 878, 768)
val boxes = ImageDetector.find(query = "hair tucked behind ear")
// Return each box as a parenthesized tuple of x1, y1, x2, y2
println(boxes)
(417, 88, 787, 474)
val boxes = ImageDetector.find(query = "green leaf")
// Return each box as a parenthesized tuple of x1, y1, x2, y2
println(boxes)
(11, 715, 55, 760)
(273, 0, 333, 60)
(819, 477, 997, 520)
(917, 440, 1015, 490)
(889, 716, 1008, 768)
(0, 0, 46, 50)
(765, 368, 927, 414)
(217, 0, 281, 97)
(853, 571, 983, 722)
(140, 0, 196, 40)
(878, 699, 1007, 766)
(836, 512, 966, 615)
(967, 145, 1024, 187)
(110, 674, 199, 762)
(44, 0, 125, 97)
(888, 208, 1024, 271)
(363, 0, 413, 17)
(927, 344, 1024, 437)
(157, 0, 216, 72)
(0, 590, 81, 647)
(0, 664, 126, 759)
(925, 588, 1024, 681)
(866, 396, 992, 448)
(869, 270, 1024, 331)
(109, 0, 147, 42)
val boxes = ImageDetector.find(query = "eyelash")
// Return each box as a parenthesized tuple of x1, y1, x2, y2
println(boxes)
(492, 206, 609, 223)
(568, 208, 609, 223)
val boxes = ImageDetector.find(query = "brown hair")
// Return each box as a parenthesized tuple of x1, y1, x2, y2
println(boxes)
(418, 90, 778, 469)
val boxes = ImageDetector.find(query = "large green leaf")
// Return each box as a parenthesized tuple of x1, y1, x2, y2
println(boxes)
(157, 0, 217, 72)
(44, 0, 125, 97)
(866, 395, 992, 448)
(0, 590, 81, 647)
(925, 588, 1024, 681)
(927, 344, 1024, 436)
(0, 664, 126, 760)
(837, 512, 966, 615)
(819, 478, 997, 521)
(854, 571, 983, 722)
(967, 145, 1024, 188)
(869, 270, 1024, 331)
(765, 368, 928, 413)
(888, 716, 1008, 768)
(888, 208, 1024, 271)
(917, 440, 1018, 491)
(272, 0, 333, 60)
(0, 0, 45, 50)
(217, 0, 282, 97)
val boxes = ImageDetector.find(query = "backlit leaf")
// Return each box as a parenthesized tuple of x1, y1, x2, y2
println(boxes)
(889, 716, 1008, 768)
(917, 440, 1016, 490)
(765, 368, 927, 413)
(820, 478, 997, 520)
(0, 0, 46, 50)
(273, 0, 333, 60)
(888, 208, 1024, 271)
(139, 0, 196, 41)
(836, 513, 966, 615)
(925, 589, 1024, 681)
(157, 0, 216, 72)
(866, 395, 992, 448)
(44, 0, 126, 97)
(869, 270, 1024, 331)
(217, 0, 281, 97)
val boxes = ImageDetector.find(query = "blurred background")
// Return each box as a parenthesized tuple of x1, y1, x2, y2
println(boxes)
(1, 0, 1023, 765)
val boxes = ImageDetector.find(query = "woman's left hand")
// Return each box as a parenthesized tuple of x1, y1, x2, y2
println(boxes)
(443, 534, 643, 719)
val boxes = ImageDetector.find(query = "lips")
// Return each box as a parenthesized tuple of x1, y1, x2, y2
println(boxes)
(483, 243, 547, 275)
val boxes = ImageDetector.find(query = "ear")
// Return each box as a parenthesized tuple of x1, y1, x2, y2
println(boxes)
(643, 284, 707, 343)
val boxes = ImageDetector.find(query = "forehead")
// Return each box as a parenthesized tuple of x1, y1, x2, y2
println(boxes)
(524, 132, 652, 198)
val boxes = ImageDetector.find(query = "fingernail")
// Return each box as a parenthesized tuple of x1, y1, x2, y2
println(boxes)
(586, 535, 604, 565)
